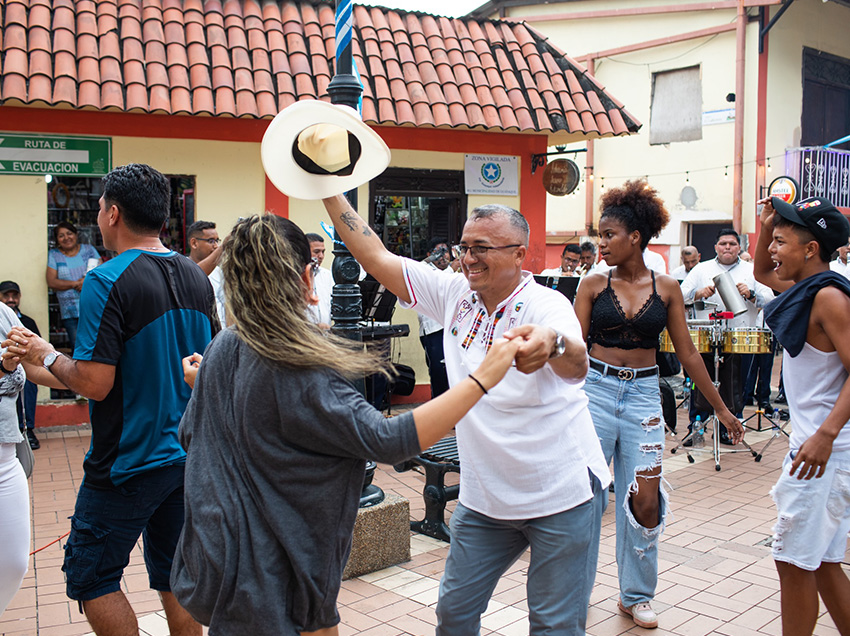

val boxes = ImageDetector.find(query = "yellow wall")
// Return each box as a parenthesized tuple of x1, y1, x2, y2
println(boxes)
(114, 136, 265, 235)
(0, 137, 265, 402)
(497, 0, 850, 249)
(0, 174, 50, 339)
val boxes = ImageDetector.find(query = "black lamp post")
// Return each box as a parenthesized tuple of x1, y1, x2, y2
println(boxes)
(327, 0, 383, 507)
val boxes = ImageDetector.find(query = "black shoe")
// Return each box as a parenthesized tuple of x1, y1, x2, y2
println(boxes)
(27, 429, 40, 450)
(759, 402, 773, 413)
(719, 435, 735, 446)
(775, 393, 787, 404)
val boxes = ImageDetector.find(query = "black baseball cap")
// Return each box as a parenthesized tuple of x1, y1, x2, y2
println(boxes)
(772, 196, 850, 256)
(0, 281, 20, 294)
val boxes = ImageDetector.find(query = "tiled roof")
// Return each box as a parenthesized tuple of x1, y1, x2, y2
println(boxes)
(0, 0, 641, 138)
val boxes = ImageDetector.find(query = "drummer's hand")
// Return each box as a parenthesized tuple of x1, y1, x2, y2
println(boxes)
(757, 196, 777, 227)
(719, 409, 744, 445)
(736, 282, 751, 298)
(696, 285, 715, 300)
(789, 430, 832, 480)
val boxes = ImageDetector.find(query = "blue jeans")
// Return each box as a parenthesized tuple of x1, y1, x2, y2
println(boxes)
(435, 473, 605, 635)
(585, 361, 667, 607)
(62, 317, 79, 352)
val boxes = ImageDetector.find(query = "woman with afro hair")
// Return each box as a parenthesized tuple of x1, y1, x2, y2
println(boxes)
(574, 180, 743, 629)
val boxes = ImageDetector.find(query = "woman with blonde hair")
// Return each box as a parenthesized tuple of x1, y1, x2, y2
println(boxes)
(170, 214, 519, 636)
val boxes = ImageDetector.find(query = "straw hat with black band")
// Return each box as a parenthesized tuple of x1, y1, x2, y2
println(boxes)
(261, 100, 391, 201)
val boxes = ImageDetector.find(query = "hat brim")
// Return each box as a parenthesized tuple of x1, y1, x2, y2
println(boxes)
(771, 196, 806, 227)
(261, 100, 391, 201)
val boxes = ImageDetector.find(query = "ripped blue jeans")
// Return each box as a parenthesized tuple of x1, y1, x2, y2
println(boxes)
(585, 359, 668, 607)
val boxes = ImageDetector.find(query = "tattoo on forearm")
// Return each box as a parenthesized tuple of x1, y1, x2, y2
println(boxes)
(339, 211, 375, 238)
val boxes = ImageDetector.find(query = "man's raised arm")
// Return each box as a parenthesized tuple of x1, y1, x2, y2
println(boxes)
(322, 194, 411, 303)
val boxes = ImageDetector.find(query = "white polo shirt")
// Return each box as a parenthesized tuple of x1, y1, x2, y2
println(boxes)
(680, 258, 773, 328)
(400, 258, 610, 520)
(307, 267, 334, 326)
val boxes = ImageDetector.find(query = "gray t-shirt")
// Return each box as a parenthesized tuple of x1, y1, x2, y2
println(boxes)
(171, 328, 419, 635)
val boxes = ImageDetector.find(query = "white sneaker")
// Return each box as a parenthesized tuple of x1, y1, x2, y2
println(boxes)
(618, 600, 658, 629)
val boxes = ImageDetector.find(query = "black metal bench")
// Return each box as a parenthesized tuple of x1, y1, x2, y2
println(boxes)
(394, 435, 459, 542)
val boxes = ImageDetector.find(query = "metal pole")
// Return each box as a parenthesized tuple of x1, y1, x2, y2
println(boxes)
(327, 0, 364, 346)
(327, 0, 383, 507)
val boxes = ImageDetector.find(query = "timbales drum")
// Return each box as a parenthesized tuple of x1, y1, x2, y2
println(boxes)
(659, 327, 712, 354)
(722, 328, 772, 354)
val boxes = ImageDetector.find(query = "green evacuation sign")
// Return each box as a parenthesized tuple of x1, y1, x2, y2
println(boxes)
(0, 133, 111, 177)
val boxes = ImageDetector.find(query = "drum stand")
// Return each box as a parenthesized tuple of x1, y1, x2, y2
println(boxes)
(671, 314, 758, 471)
(745, 408, 791, 462)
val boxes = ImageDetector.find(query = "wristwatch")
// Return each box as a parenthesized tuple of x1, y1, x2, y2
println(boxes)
(550, 332, 567, 359)
(43, 350, 60, 370)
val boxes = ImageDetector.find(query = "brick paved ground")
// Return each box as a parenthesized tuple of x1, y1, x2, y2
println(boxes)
(1, 365, 847, 635)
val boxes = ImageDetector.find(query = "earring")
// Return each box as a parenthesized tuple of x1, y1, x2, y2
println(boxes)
(804, 254, 809, 262)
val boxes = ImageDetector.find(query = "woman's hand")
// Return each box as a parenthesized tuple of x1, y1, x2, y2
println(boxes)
(718, 408, 744, 445)
(471, 338, 521, 391)
(182, 353, 203, 389)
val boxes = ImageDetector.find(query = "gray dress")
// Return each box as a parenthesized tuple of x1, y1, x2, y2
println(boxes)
(171, 328, 419, 635)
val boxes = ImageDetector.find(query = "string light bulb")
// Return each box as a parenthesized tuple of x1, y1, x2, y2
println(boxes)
(685, 171, 690, 184)
(724, 166, 728, 180)
(600, 177, 605, 190)
(767, 158, 773, 172)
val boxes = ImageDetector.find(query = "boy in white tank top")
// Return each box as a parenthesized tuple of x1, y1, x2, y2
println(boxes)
(754, 195, 850, 636)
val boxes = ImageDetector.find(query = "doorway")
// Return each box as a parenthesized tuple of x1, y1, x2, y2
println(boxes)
(369, 168, 467, 260)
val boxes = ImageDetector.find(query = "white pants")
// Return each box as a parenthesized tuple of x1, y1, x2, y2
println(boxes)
(0, 443, 30, 616)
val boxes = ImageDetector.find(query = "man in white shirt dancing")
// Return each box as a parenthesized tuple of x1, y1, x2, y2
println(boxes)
(322, 194, 610, 635)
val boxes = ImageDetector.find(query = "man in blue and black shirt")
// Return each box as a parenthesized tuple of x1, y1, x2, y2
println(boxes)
(5, 163, 218, 635)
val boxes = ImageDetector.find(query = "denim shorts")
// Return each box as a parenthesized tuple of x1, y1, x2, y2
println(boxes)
(63, 464, 186, 601)
(771, 448, 850, 571)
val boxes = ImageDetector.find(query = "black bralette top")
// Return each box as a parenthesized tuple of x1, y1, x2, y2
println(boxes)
(587, 271, 668, 350)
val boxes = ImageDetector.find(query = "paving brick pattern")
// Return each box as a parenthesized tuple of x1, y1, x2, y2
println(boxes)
(2, 375, 848, 635)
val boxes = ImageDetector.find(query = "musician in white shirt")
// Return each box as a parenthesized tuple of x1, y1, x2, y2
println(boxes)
(680, 229, 773, 437)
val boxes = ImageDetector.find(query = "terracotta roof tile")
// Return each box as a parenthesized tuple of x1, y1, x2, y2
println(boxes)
(146, 61, 168, 87)
(27, 74, 53, 102)
(150, 83, 171, 111)
(52, 76, 77, 103)
(28, 50, 52, 77)
(77, 80, 100, 107)
(171, 86, 192, 113)
(0, 0, 638, 138)
(124, 59, 145, 85)
(55, 52, 77, 79)
(127, 84, 148, 111)
(101, 80, 125, 109)
(190, 64, 211, 89)
(192, 85, 214, 113)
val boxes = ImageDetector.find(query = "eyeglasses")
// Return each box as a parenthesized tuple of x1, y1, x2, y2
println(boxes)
(197, 238, 221, 246)
(452, 244, 522, 258)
